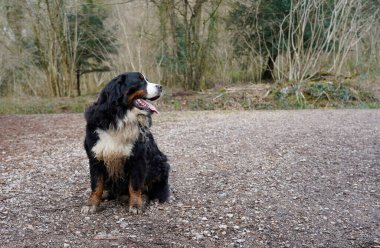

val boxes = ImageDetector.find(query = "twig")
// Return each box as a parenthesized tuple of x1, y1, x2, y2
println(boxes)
(93, 235, 128, 240)
(213, 93, 225, 101)
(92, 235, 149, 247)
(1, 190, 34, 193)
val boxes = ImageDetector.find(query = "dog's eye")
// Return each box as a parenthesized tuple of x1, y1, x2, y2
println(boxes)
(139, 74, 144, 81)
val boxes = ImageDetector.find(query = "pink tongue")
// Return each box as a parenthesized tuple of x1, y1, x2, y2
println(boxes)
(137, 99, 159, 114)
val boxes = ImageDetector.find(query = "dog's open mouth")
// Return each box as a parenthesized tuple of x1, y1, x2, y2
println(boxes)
(134, 99, 159, 114)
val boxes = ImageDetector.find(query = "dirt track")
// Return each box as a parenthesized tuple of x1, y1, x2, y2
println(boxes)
(0, 110, 379, 248)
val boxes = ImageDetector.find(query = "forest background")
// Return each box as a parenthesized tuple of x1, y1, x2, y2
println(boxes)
(0, 0, 379, 113)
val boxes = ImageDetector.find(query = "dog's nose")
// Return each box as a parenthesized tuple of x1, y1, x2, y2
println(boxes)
(156, 85, 163, 92)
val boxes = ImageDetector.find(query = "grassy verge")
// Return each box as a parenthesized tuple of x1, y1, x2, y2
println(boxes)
(159, 80, 379, 111)
(0, 96, 95, 115)
(0, 80, 378, 115)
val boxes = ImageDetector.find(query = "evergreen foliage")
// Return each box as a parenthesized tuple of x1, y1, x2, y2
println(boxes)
(68, 0, 117, 72)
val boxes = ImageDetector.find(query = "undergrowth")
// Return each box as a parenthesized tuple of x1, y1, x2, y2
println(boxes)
(0, 80, 378, 115)
(160, 80, 379, 111)
(272, 81, 379, 109)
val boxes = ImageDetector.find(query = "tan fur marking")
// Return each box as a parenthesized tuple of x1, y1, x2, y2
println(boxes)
(128, 183, 143, 209)
(103, 155, 127, 179)
(88, 175, 103, 206)
(128, 89, 146, 103)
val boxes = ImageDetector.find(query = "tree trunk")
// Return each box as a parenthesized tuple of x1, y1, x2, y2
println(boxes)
(168, 0, 178, 77)
(261, 54, 277, 82)
(156, 0, 215, 91)
(184, 0, 206, 90)
(76, 68, 81, 96)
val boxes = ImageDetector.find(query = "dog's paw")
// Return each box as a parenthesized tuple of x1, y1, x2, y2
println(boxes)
(128, 192, 144, 214)
(128, 205, 143, 214)
(81, 205, 97, 214)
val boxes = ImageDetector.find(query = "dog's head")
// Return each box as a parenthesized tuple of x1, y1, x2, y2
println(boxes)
(99, 72, 162, 114)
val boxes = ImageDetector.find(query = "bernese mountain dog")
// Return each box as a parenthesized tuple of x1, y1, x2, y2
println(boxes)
(81, 72, 170, 214)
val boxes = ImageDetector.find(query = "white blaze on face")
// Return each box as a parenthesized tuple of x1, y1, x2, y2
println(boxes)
(144, 75, 161, 99)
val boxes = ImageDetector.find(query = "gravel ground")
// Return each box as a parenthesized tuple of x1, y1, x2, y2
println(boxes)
(0, 110, 379, 248)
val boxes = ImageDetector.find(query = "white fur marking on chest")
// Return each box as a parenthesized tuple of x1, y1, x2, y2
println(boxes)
(91, 109, 144, 178)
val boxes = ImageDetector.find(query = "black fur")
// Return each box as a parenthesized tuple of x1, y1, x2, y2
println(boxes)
(83, 72, 170, 213)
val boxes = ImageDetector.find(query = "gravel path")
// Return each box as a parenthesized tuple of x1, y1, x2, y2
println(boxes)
(0, 110, 379, 247)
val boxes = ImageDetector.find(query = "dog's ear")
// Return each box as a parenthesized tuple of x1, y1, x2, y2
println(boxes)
(109, 83, 124, 106)
(121, 87, 135, 107)
(97, 90, 108, 105)
(96, 77, 124, 107)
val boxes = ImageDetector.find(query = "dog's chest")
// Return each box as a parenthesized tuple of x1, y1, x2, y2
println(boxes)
(91, 113, 150, 178)
(92, 123, 139, 161)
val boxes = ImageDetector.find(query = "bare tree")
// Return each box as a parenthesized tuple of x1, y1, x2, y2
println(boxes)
(276, 0, 378, 81)
(152, 0, 222, 90)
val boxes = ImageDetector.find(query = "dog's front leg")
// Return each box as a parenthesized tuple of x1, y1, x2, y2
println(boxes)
(81, 161, 105, 214)
(128, 157, 146, 214)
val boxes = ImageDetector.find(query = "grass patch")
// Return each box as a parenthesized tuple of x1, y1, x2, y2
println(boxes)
(0, 96, 95, 115)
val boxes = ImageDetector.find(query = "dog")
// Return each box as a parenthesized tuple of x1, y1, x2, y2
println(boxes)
(81, 72, 170, 214)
